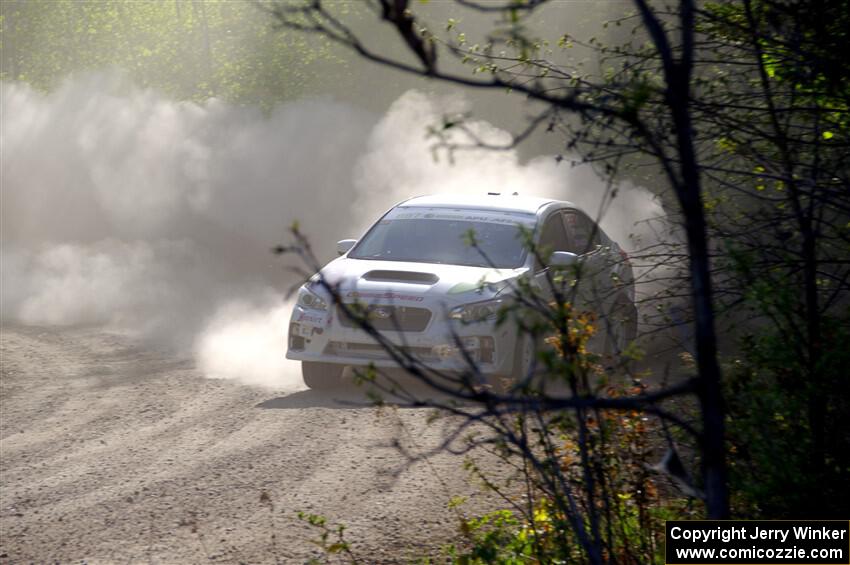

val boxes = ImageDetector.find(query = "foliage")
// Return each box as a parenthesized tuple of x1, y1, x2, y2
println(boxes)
(444, 380, 700, 564)
(0, 0, 348, 105)
(695, 0, 850, 517)
(297, 511, 360, 563)
(724, 255, 850, 517)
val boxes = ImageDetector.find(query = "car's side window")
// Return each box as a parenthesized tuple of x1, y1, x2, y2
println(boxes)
(562, 210, 599, 254)
(536, 213, 570, 270)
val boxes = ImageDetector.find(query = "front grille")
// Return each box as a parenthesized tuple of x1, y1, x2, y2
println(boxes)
(326, 341, 436, 361)
(336, 304, 432, 332)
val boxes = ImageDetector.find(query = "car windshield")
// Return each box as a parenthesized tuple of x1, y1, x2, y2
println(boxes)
(349, 206, 535, 268)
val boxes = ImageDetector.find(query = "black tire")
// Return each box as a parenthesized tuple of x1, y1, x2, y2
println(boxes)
(495, 333, 540, 393)
(510, 333, 536, 381)
(477, 335, 530, 394)
(504, 333, 569, 394)
(301, 362, 344, 389)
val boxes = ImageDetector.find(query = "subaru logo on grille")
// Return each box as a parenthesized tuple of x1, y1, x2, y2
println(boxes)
(371, 307, 392, 319)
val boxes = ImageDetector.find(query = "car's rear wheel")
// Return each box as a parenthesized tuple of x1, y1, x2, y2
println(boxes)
(301, 362, 344, 389)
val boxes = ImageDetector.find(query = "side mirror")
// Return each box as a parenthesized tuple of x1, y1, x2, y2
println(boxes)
(336, 239, 357, 255)
(549, 251, 579, 268)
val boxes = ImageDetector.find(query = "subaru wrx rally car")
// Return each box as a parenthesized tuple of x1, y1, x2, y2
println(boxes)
(287, 194, 636, 389)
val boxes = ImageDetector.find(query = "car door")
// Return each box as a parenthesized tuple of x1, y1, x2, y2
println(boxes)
(532, 210, 577, 303)
(561, 209, 615, 314)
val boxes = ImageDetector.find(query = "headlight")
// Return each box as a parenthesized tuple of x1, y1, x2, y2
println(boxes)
(450, 298, 504, 323)
(296, 285, 328, 311)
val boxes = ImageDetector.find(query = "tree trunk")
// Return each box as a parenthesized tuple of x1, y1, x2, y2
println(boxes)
(668, 70, 730, 518)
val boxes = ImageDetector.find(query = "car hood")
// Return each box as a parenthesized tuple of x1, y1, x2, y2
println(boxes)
(317, 257, 528, 305)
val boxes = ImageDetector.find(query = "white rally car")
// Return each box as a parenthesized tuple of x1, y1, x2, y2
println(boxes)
(287, 194, 636, 389)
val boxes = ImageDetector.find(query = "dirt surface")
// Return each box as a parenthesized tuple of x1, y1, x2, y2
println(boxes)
(0, 324, 497, 564)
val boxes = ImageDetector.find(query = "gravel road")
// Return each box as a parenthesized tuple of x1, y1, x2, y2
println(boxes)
(0, 324, 495, 564)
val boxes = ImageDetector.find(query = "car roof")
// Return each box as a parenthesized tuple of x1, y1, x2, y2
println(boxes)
(399, 193, 572, 214)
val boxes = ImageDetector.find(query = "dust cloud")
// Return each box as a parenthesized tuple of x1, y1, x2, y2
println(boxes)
(351, 91, 665, 250)
(1, 73, 664, 389)
(194, 297, 298, 389)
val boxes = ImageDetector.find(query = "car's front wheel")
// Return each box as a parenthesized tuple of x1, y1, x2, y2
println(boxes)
(604, 296, 638, 357)
(510, 333, 536, 381)
(498, 333, 542, 393)
(301, 362, 344, 389)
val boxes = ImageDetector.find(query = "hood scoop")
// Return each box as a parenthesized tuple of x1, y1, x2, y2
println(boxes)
(362, 270, 439, 285)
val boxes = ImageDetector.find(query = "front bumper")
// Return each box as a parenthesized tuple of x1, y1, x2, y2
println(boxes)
(285, 303, 517, 375)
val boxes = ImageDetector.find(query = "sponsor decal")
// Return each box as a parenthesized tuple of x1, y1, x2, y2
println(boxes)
(390, 207, 535, 226)
(297, 313, 324, 324)
(291, 324, 313, 338)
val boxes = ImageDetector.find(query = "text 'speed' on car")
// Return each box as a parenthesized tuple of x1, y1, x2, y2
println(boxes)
(287, 194, 637, 389)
